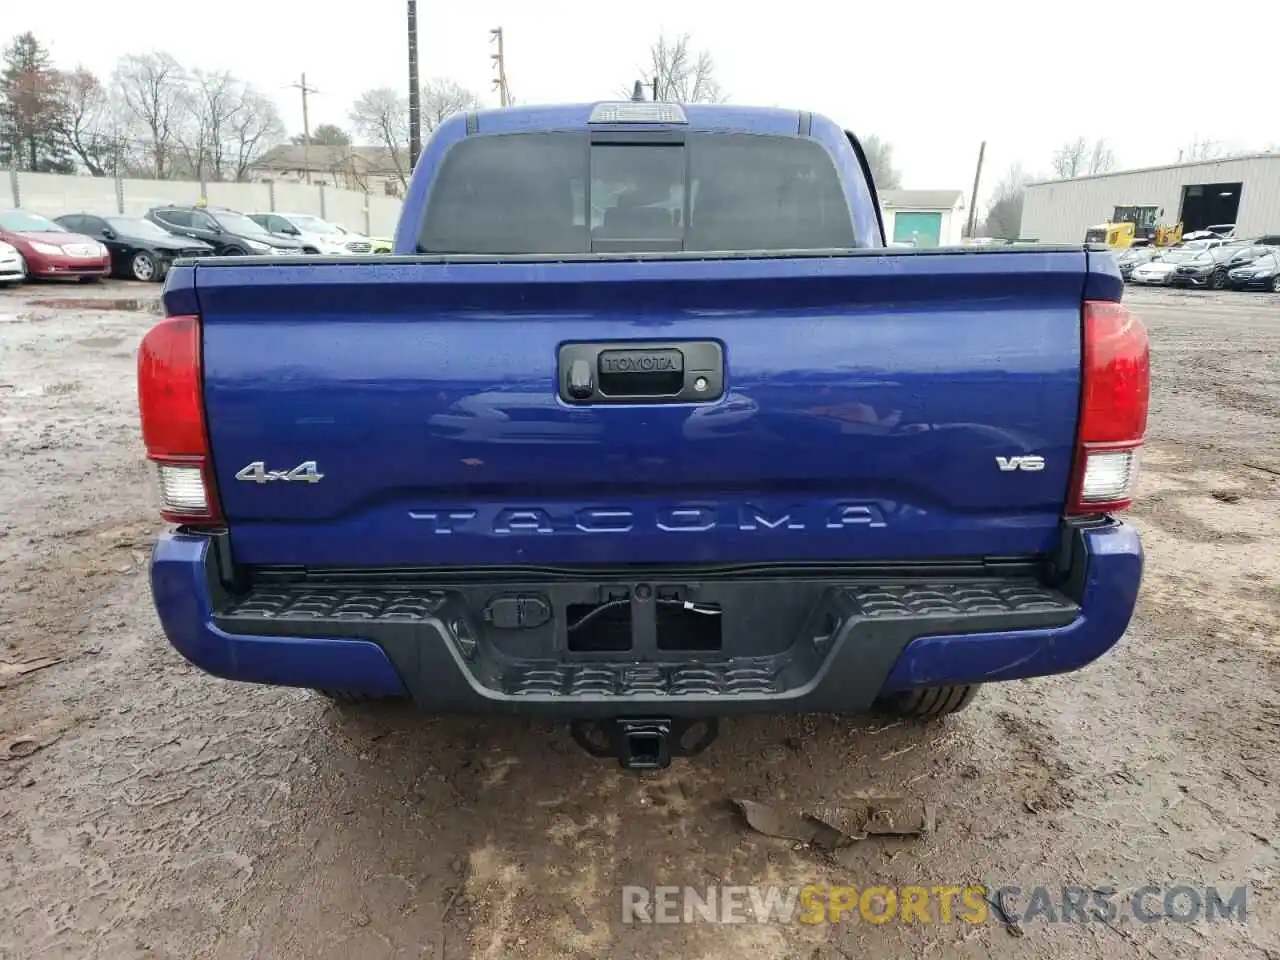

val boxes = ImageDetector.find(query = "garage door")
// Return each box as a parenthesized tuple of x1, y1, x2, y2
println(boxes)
(892, 211, 942, 247)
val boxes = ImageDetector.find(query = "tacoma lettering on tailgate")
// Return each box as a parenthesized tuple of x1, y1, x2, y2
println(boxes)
(407, 503, 888, 535)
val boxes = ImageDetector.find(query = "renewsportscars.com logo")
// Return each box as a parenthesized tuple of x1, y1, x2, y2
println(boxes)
(621, 884, 1249, 926)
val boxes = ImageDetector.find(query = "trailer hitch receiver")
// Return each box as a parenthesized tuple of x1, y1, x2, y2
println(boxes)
(570, 717, 719, 770)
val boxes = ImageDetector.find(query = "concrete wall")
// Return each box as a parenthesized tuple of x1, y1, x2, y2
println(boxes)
(1022, 155, 1280, 243)
(0, 169, 404, 238)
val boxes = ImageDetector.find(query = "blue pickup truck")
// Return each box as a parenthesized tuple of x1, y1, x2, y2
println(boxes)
(140, 101, 1147, 769)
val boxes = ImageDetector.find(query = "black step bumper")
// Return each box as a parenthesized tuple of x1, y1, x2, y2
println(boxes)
(150, 521, 1142, 716)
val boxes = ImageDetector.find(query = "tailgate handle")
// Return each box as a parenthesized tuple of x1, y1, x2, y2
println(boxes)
(558, 341, 724, 405)
(598, 348, 684, 397)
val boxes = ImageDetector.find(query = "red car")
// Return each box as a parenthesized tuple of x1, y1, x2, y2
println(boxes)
(0, 209, 110, 280)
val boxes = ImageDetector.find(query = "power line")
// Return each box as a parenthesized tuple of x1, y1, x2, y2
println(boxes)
(287, 72, 320, 183)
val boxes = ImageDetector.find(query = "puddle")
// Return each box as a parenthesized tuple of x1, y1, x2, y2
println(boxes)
(25, 298, 162, 314)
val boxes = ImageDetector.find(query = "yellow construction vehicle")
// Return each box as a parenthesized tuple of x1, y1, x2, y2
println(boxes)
(1085, 205, 1183, 248)
(1152, 221, 1183, 246)
(1085, 220, 1136, 248)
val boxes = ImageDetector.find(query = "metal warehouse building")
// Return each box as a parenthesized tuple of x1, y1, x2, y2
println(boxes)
(1021, 153, 1280, 243)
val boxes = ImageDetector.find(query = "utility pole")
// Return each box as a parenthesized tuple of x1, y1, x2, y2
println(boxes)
(408, 0, 422, 171)
(490, 28, 509, 107)
(651, 77, 658, 101)
(965, 140, 986, 240)
(289, 73, 320, 183)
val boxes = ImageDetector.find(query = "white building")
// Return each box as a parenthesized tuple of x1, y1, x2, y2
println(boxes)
(1022, 154, 1280, 243)
(878, 189, 966, 246)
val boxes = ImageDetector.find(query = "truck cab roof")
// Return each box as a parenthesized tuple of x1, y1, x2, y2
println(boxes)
(455, 101, 822, 137)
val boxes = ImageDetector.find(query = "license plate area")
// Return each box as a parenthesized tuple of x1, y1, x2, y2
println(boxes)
(558, 340, 724, 405)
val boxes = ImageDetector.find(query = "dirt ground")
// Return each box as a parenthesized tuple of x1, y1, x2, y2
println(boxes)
(0, 282, 1277, 960)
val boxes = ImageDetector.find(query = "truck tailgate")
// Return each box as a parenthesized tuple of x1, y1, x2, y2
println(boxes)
(191, 250, 1087, 567)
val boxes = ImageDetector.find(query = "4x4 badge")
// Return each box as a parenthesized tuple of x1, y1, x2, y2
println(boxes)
(235, 460, 324, 484)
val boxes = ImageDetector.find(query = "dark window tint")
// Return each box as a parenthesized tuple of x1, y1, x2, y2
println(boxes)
(418, 132, 854, 255)
(157, 209, 191, 227)
(589, 143, 685, 251)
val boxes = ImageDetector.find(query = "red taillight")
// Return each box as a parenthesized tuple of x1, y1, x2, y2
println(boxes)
(138, 314, 222, 525)
(1067, 300, 1150, 515)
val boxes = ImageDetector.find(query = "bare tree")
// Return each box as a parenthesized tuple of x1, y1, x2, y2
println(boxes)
(113, 52, 185, 178)
(226, 85, 284, 182)
(422, 77, 481, 132)
(636, 33, 725, 103)
(50, 67, 122, 176)
(1052, 136, 1115, 178)
(174, 69, 240, 181)
(1088, 139, 1116, 175)
(982, 164, 1030, 240)
(860, 134, 903, 190)
(349, 87, 409, 186)
(1051, 136, 1087, 179)
(1182, 136, 1222, 162)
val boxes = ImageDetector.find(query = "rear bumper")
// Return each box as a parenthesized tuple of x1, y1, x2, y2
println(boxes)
(150, 521, 1142, 716)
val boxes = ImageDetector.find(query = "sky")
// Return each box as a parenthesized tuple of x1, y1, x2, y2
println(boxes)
(10, 1, 1280, 209)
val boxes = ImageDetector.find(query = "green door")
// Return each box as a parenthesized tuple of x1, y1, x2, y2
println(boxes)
(892, 211, 943, 247)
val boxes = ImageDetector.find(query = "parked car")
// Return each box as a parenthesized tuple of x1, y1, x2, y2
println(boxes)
(1184, 225, 1235, 241)
(0, 209, 110, 281)
(1179, 237, 1229, 251)
(1130, 253, 1179, 285)
(55, 214, 214, 283)
(1168, 244, 1239, 289)
(1227, 251, 1280, 292)
(246, 212, 374, 254)
(329, 224, 392, 254)
(140, 100, 1146, 770)
(0, 239, 26, 285)
(145, 206, 307, 256)
(1220, 243, 1273, 272)
(1116, 246, 1163, 281)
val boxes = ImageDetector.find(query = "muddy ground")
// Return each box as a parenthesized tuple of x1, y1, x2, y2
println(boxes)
(0, 282, 1277, 960)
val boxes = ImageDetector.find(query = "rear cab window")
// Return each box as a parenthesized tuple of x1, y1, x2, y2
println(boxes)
(418, 132, 855, 255)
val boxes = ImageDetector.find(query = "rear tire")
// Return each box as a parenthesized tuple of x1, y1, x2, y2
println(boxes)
(1272, 275, 1280, 293)
(875, 684, 980, 719)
